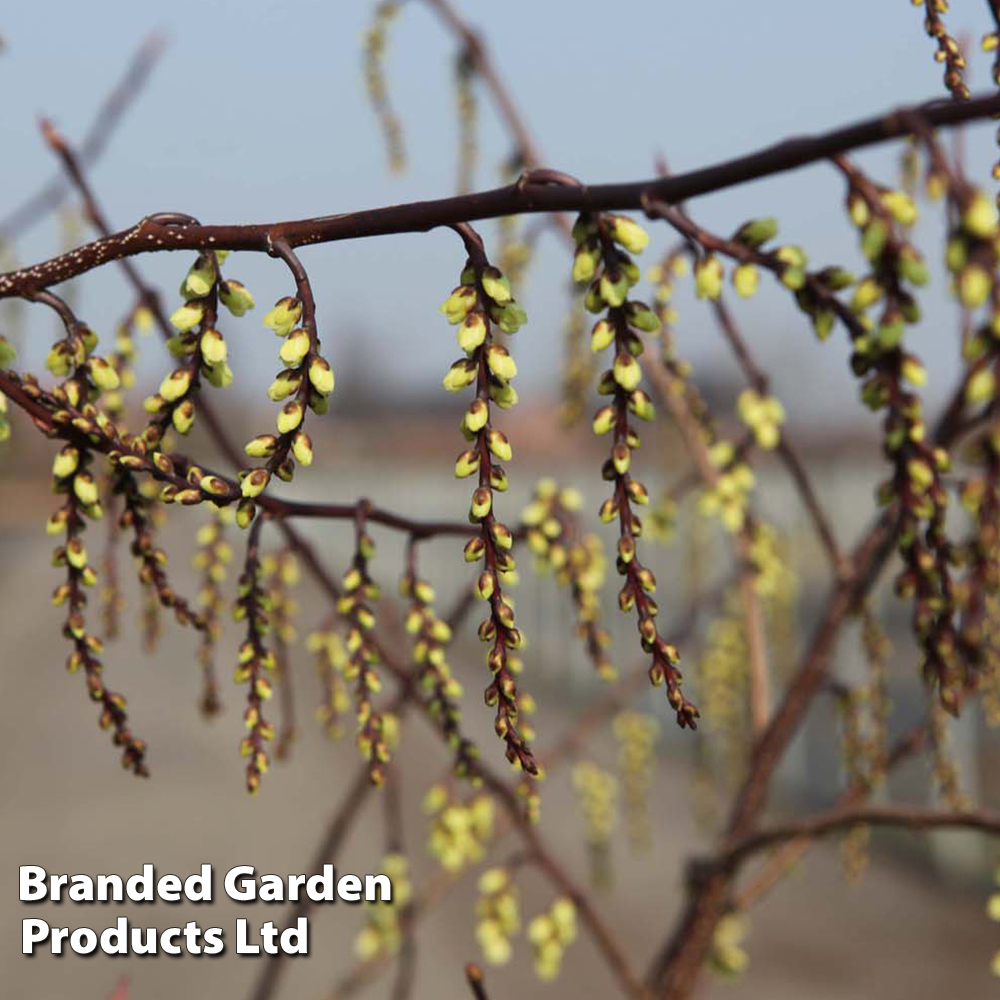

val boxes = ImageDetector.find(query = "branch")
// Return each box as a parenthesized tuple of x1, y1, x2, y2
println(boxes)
(4, 91, 1000, 297)
(723, 804, 1000, 870)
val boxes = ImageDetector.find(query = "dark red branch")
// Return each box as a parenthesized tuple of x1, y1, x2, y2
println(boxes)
(4, 91, 1000, 298)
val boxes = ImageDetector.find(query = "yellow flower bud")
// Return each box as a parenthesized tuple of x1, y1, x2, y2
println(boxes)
(159, 368, 192, 403)
(308, 357, 335, 396)
(291, 431, 313, 466)
(241, 468, 270, 498)
(219, 279, 255, 317)
(276, 329, 308, 367)
(263, 297, 302, 336)
(169, 301, 205, 332)
(276, 401, 304, 434)
(200, 329, 227, 366)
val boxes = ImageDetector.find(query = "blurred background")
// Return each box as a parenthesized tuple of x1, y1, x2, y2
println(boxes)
(3, 0, 1000, 998)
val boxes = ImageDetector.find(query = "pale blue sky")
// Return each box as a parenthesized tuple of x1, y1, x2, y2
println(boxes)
(2, 0, 999, 427)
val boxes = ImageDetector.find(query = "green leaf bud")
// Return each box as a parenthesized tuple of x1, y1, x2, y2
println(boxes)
(628, 389, 655, 421)
(897, 248, 929, 286)
(220, 279, 255, 317)
(625, 301, 661, 332)
(612, 442, 630, 475)
(600, 271, 629, 307)
(263, 297, 303, 337)
(167, 333, 197, 359)
(490, 381, 518, 409)
(572, 214, 598, 243)
(733, 217, 778, 248)
(861, 219, 889, 261)
(492, 301, 528, 334)
(203, 362, 233, 388)
(815, 266, 855, 291)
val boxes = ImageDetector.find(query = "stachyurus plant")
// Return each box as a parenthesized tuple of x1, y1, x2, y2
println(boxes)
(8, 1, 1000, 997)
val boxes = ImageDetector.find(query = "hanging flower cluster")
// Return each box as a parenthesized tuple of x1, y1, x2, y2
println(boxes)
(571, 211, 697, 728)
(239, 287, 332, 523)
(353, 852, 412, 961)
(232, 524, 276, 795)
(440, 232, 537, 775)
(338, 521, 389, 785)
(521, 479, 613, 680)
(527, 897, 577, 981)
(423, 784, 495, 872)
(400, 562, 478, 778)
(475, 867, 520, 965)
(307, 625, 350, 740)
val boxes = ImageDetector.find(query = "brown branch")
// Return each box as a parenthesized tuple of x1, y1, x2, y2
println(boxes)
(4, 91, 1000, 298)
(723, 803, 1000, 870)
(734, 720, 928, 910)
(464, 964, 490, 1000)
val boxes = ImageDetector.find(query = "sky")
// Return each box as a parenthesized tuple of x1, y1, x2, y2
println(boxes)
(2, 0, 1000, 429)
